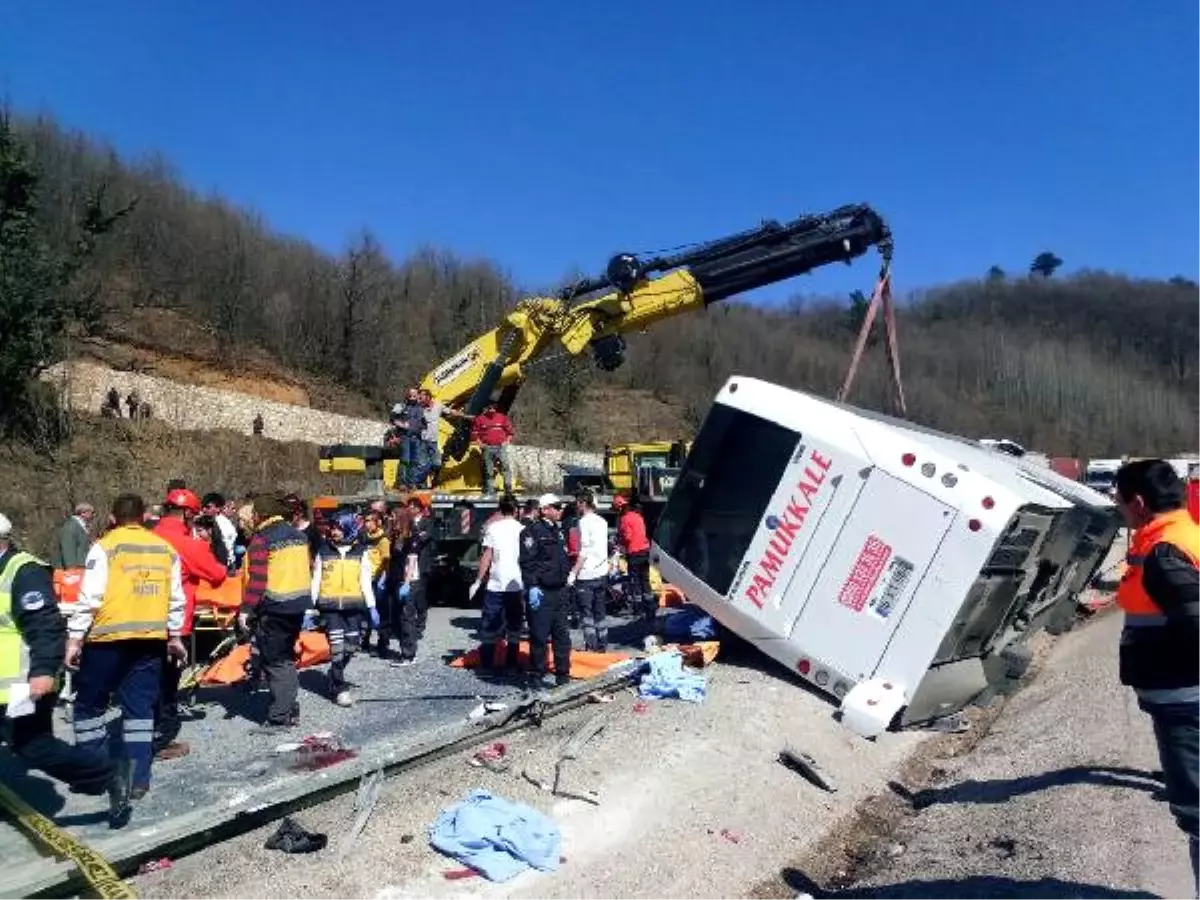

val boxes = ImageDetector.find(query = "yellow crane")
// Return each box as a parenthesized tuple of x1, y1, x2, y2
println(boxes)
(321, 203, 893, 496)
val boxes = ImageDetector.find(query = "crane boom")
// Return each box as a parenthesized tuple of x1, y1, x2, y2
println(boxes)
(419, 203, 893, 493)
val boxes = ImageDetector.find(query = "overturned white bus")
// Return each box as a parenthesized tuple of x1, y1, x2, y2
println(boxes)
(651, 376, 1121, 738)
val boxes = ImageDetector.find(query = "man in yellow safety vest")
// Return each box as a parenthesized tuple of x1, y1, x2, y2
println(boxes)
(67, 493, 186, 814)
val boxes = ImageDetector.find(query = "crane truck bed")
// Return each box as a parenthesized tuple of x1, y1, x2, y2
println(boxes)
(651, 376, 1122, 739)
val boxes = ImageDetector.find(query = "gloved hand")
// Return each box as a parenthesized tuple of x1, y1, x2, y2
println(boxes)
(566, 571, 577, 587)
(399, 582, 411, 600)
(468, 580, 482, 601)
(528, 587, 543, 611)
(302, 609, 319, 631)
(369, 607, 381, 628)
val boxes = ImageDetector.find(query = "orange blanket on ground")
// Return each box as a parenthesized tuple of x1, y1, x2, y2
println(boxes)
(199, 632, 332, 685)
(450, 641, 631, 680)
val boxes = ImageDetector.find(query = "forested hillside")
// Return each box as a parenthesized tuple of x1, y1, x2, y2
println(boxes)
(7, 112, 1198, 456)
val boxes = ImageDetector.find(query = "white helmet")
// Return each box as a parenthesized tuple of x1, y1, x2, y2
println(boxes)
(0, 513, 12, 538)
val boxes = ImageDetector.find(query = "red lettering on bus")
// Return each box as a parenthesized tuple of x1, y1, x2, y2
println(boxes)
(740, 448, 836, 609)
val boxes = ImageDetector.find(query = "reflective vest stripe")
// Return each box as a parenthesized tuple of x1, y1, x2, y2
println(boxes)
(0, 552, 45, 704)
(104, 543, 173, 558)
(89, 620, 176, 637)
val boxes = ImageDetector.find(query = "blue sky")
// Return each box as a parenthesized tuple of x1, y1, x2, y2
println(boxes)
(2, 1, 1196, 303)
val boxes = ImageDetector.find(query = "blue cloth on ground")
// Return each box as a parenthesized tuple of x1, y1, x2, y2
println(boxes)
(639, 650, 707, 703)
(429, 789, 562, 882)
(661, 606, 717, 642)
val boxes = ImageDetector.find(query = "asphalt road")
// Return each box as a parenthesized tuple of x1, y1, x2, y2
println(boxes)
(791, 611, 1196, 900)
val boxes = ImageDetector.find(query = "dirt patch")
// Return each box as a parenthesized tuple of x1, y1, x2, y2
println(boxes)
(747, 631, 1069, 899)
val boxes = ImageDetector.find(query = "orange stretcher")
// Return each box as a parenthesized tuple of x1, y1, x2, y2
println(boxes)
(451, 642, 631, 680)
(199, 632, 332, 686)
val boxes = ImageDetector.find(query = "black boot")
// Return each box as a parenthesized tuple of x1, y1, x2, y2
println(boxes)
(479, 642, 496, 671)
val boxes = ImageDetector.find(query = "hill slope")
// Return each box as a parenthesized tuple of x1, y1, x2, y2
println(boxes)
(14, 112, 1200, 455)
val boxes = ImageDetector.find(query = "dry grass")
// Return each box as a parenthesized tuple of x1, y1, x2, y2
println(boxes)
(4, 414, 340, 557)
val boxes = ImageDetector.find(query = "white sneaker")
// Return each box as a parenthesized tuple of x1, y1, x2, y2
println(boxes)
(335, 690, 354, 707)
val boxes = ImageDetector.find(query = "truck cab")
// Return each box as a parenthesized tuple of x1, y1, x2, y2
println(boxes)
(651, 376, 1121, 738)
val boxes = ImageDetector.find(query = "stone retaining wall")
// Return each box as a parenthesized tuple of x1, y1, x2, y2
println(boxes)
(42, 360, 602, 490)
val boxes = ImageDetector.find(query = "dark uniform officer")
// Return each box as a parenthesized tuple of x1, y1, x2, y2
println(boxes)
(518, 494, 573, 687)
(0, 516, 117, 812)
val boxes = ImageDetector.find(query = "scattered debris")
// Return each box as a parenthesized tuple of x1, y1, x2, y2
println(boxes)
(922, 714, 970, 734)
(719, 828, 742, 844)
(522, 768, 552, 792)
(779, 745, 838, 793)
(467, 698, 510, 720)
(553, 713, 608, 793)
(443, 867, 480, 880)
(632, 701, 650, 714)
(265, 817, 328, 854)
(137, 857, 173, 874)
(469, 742, 511, 773)
(400, 834, 414, 844)
(340, 769, 384, 856)
(586, 691, 614, 704)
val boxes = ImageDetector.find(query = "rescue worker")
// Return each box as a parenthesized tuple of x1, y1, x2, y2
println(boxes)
(361, 508, 391, 653)
(240, 493, 312, 731)
(518, 494, 572, 687)
(68, 493, 187, 806)
(152, 488, 226, 761)
(311, 513, 378, 706)
(569, 491, 611, 652)
(1112, 459, 1199, 889)
(0, 513, 121, 823)
(614, 494, 655, 622)
(470, 494, 526, 675)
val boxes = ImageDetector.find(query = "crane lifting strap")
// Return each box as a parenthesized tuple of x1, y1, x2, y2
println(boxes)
(0, 781, 137, 899)
(836, 260, 907, 417)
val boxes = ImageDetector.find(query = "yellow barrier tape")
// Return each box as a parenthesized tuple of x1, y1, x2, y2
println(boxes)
(0, 781, 137, 899)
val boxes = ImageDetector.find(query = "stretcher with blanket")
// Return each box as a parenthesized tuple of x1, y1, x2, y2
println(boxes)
(179, 577, 332, 703)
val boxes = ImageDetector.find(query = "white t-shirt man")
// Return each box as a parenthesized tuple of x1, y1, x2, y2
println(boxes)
(482, 516, 524, 593)
(576, 510, 610, 581)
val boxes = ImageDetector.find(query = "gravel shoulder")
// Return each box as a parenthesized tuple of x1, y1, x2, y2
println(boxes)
(133, 638, 929, 899)
(770, 611, 1195, 899)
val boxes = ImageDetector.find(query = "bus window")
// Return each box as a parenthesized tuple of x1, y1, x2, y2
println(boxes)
(654, 404, 799, 596)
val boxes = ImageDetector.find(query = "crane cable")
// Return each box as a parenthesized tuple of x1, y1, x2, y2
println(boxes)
(836, 256, 908, 417)
(0, 781, 137, 899)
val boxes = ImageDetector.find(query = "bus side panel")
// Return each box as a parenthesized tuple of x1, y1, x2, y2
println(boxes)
(728, 435, 866, 636)
(789, 472, 954, 683)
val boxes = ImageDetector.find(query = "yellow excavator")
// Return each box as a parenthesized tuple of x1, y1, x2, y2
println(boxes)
(320, 202, 893, 498)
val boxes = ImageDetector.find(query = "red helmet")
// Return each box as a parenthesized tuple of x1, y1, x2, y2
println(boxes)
(164, 489, 201, 514)
(612, 495, 628, 510)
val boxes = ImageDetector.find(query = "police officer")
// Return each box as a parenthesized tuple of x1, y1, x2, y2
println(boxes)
(518, 494, 573, 687)
(0, 513, 122, 823)
(1112, 459, 1199, 889)
(68, 494, 187, 809)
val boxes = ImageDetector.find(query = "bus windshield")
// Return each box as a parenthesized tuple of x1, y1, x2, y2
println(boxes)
(653, 403, 800, 596)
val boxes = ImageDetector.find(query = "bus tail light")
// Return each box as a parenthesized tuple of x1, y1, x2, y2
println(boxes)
(968, 518, 982, 532)
(901, 453, 916, 467)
